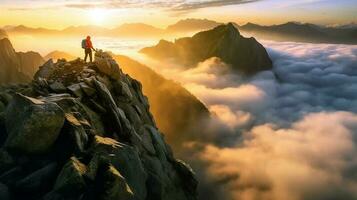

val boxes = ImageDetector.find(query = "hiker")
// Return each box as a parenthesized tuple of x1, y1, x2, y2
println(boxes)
(82, 36, 95, 63)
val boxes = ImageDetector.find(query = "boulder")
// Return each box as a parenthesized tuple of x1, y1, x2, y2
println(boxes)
(34, 59, 55, 80)
(99, 165, 134, 200)
(5, 93, 65, 154)
(67, 83, 83, 98)
(91, 135, 147, 200)
(53, 157, 87, 194)
(49, 81, 66, 93)
(64, 113, 88, 152)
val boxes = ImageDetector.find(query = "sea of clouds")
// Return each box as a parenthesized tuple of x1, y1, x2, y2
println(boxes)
(141, 41, 357, 200)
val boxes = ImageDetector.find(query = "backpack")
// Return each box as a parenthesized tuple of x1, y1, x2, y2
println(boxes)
(81, 39, 87, 49)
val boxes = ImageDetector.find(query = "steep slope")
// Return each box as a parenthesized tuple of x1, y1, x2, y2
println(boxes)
(17, 51, 45, 77)
(166, 18, 222, 33)
(112, 55, 211, 149)
(44, 51, 77, 61)
(45, 51, 212, 151)
(0, 29, 7, 39)
(0, 38, 44, 84)
(0, 38, 31, 84)
(239, 22, 357, 44)
(141, 23, 273, 75)
(0, 51, 197, 200)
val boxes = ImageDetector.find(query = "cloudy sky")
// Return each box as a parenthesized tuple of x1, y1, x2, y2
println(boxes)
(0, 0, 356, 28)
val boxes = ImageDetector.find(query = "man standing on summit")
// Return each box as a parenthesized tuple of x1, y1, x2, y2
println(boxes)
(82, 36, 95, 63)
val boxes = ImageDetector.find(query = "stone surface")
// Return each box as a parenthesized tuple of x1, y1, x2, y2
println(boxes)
(5, 93, 65, 154)
(0, 51, 198, 200)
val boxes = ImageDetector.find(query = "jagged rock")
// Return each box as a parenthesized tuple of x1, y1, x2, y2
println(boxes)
(99, 165, 135, 200)
(141, 23, 272, 75)
(67, 83, 83, 98)
(91, 135, 147, 200)
(0, 51, 197, 200)
(64, 113, 88, 152)
(79, 82, 96, 96)
(5, 93, 65, 154)
(49, 81, 66, 93)
(53, 157, 87, 194)
(34, 59, 55, 80)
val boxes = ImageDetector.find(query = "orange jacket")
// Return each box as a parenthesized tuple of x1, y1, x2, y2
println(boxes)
(86, 38, 93, 49)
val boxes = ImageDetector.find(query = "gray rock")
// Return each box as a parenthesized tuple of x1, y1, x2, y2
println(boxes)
(64, 113, 88, 152)
(79, 82, 96, 96)
(100, 165, 134, 200)
(34, 59, 54, 80)
(67, 83, 83, 98)
(91, 135, 147, 200)
(49, 81, 66, 93)
(5, 93, 65, 154)
(54, 157, 87, 194)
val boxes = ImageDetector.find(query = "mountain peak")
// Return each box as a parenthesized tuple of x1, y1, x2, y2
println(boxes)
(0, 51, 198, 199)
(141, 24, 272, 75)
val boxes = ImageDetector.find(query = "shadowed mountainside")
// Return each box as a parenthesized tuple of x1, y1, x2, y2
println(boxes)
(0, 51, 198, 200)
(0, 37, 44, 84)
(140, 23, 273, 75)
(0, 29, 7, 40)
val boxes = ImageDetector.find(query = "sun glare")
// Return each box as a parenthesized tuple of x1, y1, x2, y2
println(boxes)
(88, 9, 109, 25)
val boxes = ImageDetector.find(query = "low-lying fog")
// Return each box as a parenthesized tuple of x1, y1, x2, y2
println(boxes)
(9, 34, 357, 200)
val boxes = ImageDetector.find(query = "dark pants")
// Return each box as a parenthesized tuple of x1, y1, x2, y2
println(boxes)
(84, 48, 92, 62)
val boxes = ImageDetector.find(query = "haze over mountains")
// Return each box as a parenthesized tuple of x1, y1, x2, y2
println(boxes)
(3, 18, 356, 44)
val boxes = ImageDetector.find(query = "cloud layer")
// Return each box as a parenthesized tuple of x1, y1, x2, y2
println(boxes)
(143, 41, 357, 199)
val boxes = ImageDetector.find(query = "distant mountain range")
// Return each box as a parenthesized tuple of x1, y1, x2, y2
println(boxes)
(3, 18, 356, 44)
(238, 22, 357, 44)
(141, 23, 272, 75)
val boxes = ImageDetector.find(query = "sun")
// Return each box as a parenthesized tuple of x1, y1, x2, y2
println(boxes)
(88, 9, 109, 25)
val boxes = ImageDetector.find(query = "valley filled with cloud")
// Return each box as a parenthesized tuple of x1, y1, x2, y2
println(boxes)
(143, 41, 357, 200)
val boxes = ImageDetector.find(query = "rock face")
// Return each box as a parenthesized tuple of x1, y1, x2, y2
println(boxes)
(0, 51, 198, 200)
(0, 29, 8, 40)
(0, 37, 45, 84)
(141, 23, 273, 75)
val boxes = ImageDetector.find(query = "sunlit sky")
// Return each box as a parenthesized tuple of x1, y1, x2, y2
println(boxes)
(0, 0, 356, 29)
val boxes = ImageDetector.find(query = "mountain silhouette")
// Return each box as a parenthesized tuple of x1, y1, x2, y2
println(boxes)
(0, 37, 44, 84)
(141, 23, 273, 75)
(239, 22, 357, 44)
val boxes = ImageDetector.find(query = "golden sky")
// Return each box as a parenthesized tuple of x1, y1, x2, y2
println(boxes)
(0, 0, 356, 29)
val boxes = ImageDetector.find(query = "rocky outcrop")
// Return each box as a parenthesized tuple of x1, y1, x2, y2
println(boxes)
(0, 37, 45, 84)
(0, 51, 198, 200)
(0, 29, 7, 40)
(141, 23, 273, 75)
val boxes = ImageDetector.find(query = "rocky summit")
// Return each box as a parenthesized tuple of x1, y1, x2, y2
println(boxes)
(140, 23, 273, 75)
(0, 50, 198, 200)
